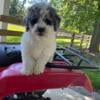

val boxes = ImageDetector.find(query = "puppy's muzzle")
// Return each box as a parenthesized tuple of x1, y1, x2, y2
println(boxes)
(36, 27, 45, 36)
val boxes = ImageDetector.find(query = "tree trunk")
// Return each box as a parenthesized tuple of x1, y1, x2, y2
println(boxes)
(89, 18, 100, 53)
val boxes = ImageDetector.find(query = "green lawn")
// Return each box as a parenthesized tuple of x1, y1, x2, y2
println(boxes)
(6, 24, 24, 42)
(83, 54, 100, 90)
(7, 24, 25, 32)
(6, 24, 100, 90)
(85, 69, 100, 90)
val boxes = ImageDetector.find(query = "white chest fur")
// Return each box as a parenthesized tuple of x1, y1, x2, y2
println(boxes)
(21, 31, 56, 75)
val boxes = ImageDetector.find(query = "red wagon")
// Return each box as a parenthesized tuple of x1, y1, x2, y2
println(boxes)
(0, 44, 97, 100)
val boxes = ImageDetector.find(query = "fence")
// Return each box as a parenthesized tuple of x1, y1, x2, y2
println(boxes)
(0, 15, 92, 50)
(57, 31, 92, 50)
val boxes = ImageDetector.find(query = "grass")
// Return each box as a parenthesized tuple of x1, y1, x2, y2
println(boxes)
(85, 70, 100, 90)
(6, 24, 24, 42)
(7, 24, 25, 32)
(83, 54, 100, 90)
(6, 24, 100, 90)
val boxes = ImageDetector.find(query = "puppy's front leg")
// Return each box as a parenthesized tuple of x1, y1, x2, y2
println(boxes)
(48, 54, 54, 63)
(21, 55, 35, 75)
(33, 52, 50, 75)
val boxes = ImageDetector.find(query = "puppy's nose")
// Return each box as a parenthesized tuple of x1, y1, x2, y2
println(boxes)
(37, 27, 45, 33)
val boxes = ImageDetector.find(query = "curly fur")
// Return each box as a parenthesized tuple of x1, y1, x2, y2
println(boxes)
(21, 3, 60, 75)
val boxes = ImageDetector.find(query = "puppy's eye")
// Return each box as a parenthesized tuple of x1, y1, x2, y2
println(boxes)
(44, 18, 52, 25)
(31, 18, 38, 25)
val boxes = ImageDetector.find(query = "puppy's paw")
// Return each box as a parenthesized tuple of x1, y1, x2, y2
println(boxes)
(48, 56, 53, 63)
(20, 68, 33, 76)
(33, 65, 45, 75)
(48, 59, 53, 63)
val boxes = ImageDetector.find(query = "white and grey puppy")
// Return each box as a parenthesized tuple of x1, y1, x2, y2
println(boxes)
(21, 3, 60, 75)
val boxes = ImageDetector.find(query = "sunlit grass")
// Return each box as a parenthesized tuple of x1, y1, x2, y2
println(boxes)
(7, 24, 25, 32)
(56, 38, 71, 42)
(6, 24, 24, 42)
(85, 70, 100, 90)
(6, 36, 21, 42)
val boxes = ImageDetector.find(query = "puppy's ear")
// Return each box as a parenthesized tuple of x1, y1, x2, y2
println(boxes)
(23, 17, 29, 31)
(54, 15, 61, 31)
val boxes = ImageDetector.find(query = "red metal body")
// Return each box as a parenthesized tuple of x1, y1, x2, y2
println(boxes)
(0, 62, 93, 99)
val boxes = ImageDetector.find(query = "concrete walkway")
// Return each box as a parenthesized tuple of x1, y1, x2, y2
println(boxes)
(43, 86, 100, 100)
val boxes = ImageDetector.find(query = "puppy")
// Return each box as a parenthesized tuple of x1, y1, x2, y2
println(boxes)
(21, 3, 60, 75)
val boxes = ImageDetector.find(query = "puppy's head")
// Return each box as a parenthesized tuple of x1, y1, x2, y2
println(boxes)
(24, 3, 60, 36)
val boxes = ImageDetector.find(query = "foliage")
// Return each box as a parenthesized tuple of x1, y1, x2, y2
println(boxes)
(51, 0, 99, 34)
(89, 1, 100, 52)
(9, 0, 26, 17)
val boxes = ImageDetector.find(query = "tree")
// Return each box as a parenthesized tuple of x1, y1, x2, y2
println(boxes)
(51, 0, 100, 52)
(89, 1, 100, 53)
(9, 0, 26, 17)
(51, 0, 96, 33)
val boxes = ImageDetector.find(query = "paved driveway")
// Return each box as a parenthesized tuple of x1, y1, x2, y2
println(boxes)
(43, 87, 100, 100)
